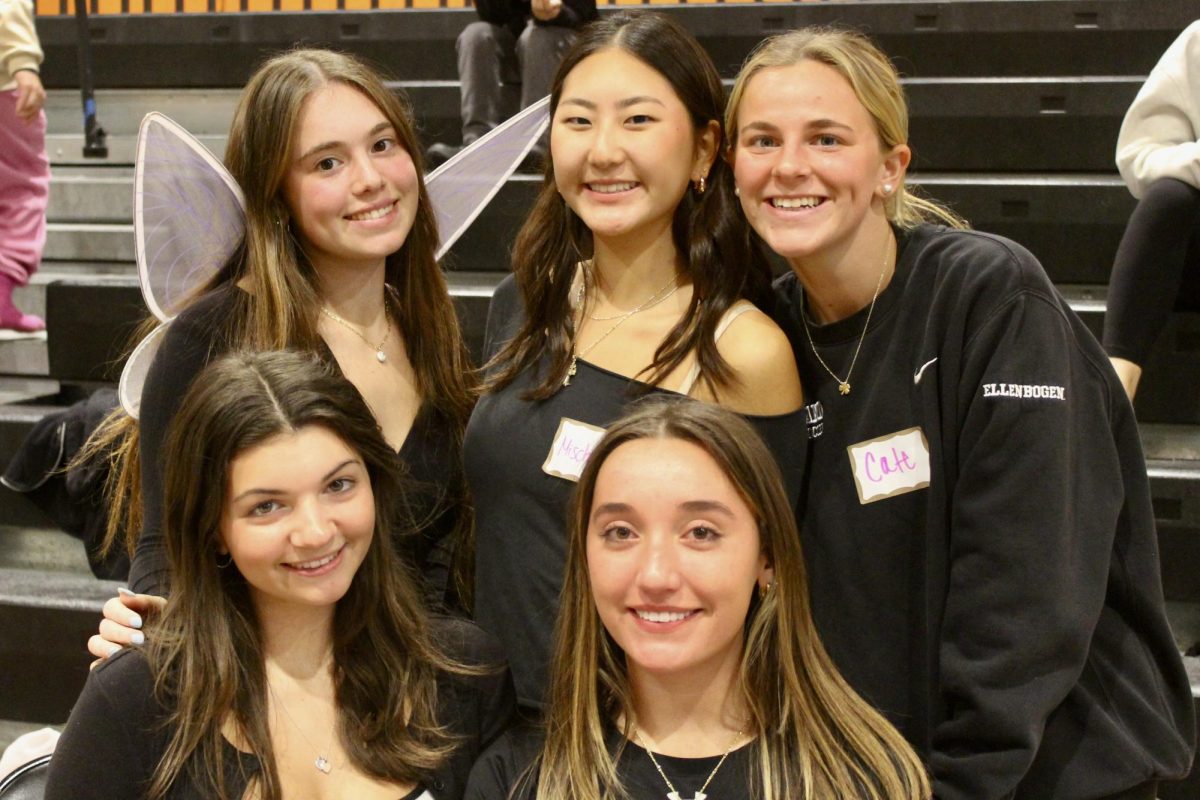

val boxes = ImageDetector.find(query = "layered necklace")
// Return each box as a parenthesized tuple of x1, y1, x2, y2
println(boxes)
(563, 268, 680, 387)
(321, 292, 393, 364)
(800, 238, 893, 396)
(635, 726, 746, 800)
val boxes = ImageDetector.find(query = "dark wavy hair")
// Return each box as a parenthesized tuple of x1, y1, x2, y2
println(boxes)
(144, 351, 464, 800)
(486, 11, 774, 399)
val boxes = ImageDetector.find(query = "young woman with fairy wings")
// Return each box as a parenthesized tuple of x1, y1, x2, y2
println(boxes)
(462, 11, 806, 712)
(87, 49, 477, 658)
(727, 27, 1195, 799)
(47, 351, 513, 800)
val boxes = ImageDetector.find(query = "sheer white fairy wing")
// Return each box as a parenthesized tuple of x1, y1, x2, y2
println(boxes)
(118, 323, 169, 419)
(135, 112, 245, 322)
(427, 95, 550, 259)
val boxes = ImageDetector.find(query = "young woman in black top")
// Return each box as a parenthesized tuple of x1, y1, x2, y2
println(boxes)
(90, 49, 476, 656)
(48, 351, 512, 800)
(726, 27, 1195, 799)
(466, 398, 927, 800)
(463, 11, 805, 711)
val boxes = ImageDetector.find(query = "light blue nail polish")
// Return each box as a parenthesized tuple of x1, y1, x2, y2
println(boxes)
(131, 631, 145, 646)
(128, 613, 143, 630)
(107, 644, 121, 657)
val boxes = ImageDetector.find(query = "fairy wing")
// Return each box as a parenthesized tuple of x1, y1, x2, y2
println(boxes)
(134, 112, 246, 322)
(121, 112, 245, 417)
(427, 95, 550, 259)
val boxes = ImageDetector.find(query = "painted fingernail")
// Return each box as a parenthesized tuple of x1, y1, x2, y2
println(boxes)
(107, 644, 121, 657)
(128, 613, 143, 630)
(117, 587, 134, 597)
(131, 631, 145, 646)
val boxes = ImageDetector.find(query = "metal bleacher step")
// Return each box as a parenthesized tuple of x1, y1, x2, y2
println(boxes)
(41, 172, 1136, 284)
(46, 75, 1140, 173)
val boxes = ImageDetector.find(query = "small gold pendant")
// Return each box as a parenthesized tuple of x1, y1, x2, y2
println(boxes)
(563, 356, 578, 387)
(838, 382, 851, 395)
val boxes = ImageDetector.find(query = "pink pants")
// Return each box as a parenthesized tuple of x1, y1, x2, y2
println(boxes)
(0, 88, 49, 285)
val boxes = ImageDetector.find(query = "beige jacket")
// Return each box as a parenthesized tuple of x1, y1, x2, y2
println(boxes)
(1115, 20, 1200, 198)
(0, 0, 42, 92)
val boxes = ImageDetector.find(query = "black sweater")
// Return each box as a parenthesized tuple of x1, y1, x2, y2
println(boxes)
(45, 617, 515, 800)
(772, 224, 1195, 799)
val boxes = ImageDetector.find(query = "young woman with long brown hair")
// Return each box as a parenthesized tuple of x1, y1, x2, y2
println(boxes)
(91, 48, 476, 656)
(463, 11, 805, 713)
(466, 398, 928, 800)
(728, 27, 1195, 799)
(47, 351, 512, 800)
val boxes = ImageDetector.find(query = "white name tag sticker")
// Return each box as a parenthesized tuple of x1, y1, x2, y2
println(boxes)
(542, 417, 607, 482)
(847, 426, 931, 505)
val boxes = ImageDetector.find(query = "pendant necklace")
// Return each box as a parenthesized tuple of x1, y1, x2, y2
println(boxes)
(321, 293, 392, 364)
(635, 726, 745, 800)
(800, 239, 892, 396)
(267, 681, 336, 774)
(563, 269, 679, 387)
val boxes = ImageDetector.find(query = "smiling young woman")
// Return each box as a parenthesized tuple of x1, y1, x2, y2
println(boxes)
(465, 398, 929, 800)
(463, 11, 806, 713)
(726, 28, 1196, 799)
(85, 50, 476, 659)
(47, 351, 513, 800)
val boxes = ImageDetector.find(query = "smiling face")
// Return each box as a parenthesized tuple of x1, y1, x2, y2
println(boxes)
(219, 424, 375, 617)
(552, 47, 717, 246)
(586, 437, 772, 683)
(282, 82, 420, 276)
(730, 59, 909, 268)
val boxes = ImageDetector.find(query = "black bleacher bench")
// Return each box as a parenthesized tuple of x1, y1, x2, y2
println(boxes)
(36, 0, 1198, 89)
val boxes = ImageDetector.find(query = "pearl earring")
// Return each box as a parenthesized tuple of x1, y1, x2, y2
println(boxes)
(882, 183, 894, 196)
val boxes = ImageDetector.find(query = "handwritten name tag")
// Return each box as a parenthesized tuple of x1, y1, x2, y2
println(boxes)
(542, 417, 607, 482)
(846, 426, 931, 505)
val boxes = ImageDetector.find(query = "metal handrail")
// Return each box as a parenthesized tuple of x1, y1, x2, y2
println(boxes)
(72, 0, 107, 157)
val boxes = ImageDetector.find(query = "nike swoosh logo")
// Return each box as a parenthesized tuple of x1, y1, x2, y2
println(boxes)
(914, 357, 938, 385)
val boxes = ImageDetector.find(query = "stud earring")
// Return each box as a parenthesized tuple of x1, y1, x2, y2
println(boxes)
(882, 183, 894, 196)
(734, 186, 740, 197)
(758, 580, 774, 600)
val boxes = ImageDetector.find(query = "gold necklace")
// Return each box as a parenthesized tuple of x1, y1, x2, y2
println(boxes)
(320, 295, 392, 364)
(800, 241, 892, 396)
(563, 270, 679, 387)
(267, 681, 336, 774)
(635, 726, 746, 800)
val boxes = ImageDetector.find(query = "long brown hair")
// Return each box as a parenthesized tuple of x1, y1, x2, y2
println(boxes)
(726, 27, 967, 231)
(535, 398, 930, 800)
(487, 12, 774, 399)
(88, 48, 475, 559)
(144, 350, 464, 800)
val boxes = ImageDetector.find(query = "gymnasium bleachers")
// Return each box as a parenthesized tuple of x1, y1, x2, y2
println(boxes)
(2, 0, 1198, 792)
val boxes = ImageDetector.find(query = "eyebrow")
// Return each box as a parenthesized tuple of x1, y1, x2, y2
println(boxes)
(590, 499, 735, 519)
(231, 458, 361, 503)
(739, 118, 853, 134)
(558, 96, 666, 111)
(295, 121, 394, 163)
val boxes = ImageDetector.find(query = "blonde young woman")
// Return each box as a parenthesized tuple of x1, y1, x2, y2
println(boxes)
(465, 398, 928, 800)
(463, 11, 805, 712)
(92, 49, 476, 657)
(727, 27, 1195, 799)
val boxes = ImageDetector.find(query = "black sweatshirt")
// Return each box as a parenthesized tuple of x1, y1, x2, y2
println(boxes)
(772, 224, 1195, 799)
